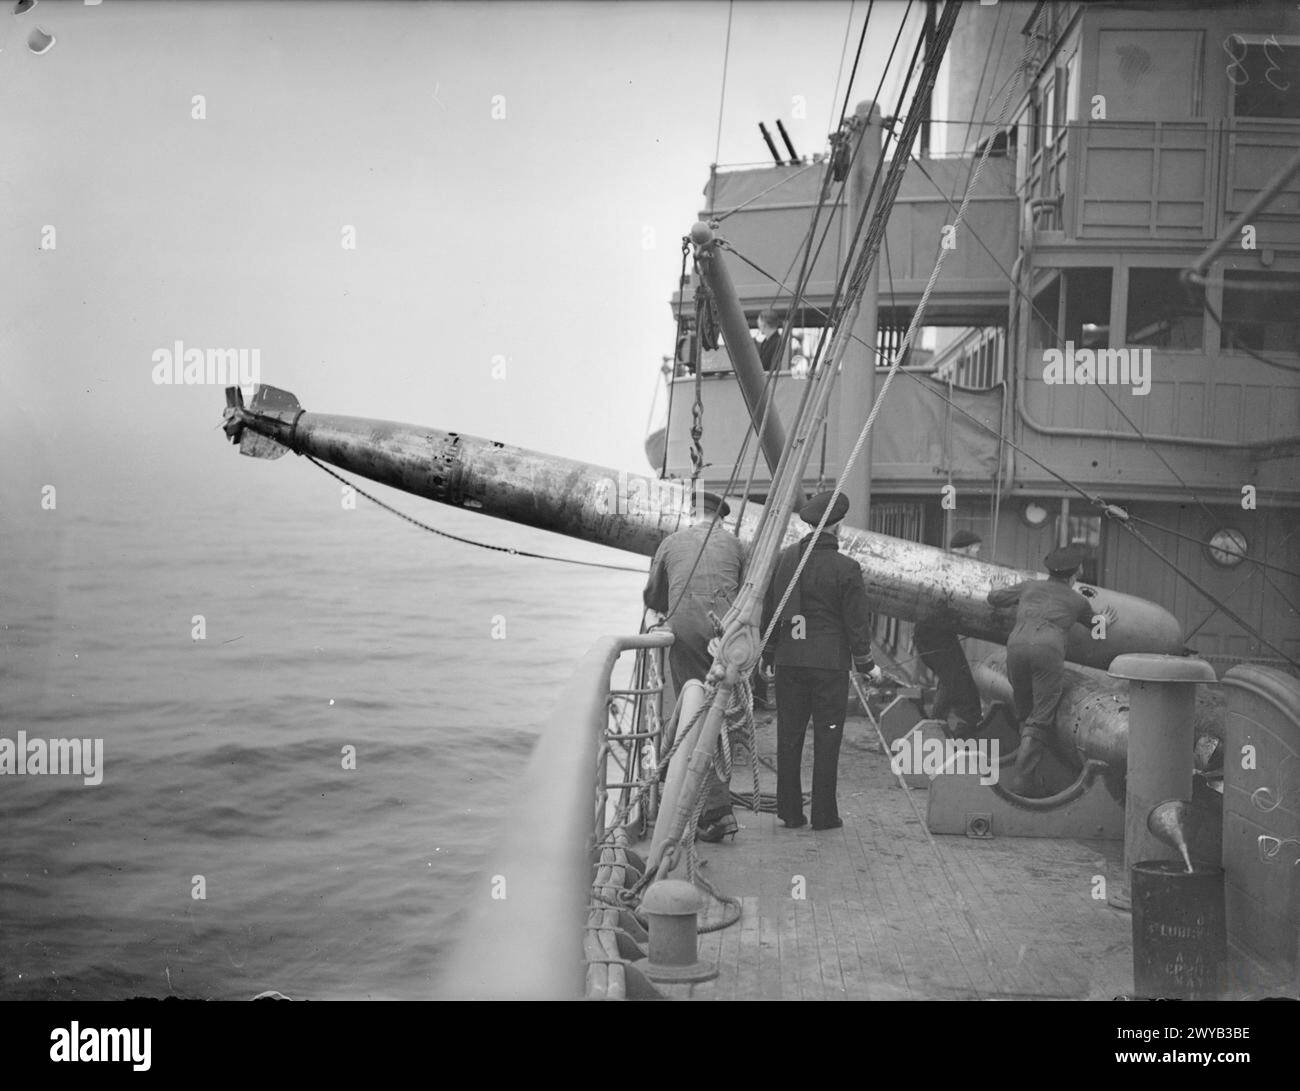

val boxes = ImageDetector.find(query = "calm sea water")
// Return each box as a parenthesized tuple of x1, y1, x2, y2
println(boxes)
(0, 486, 645, 1000)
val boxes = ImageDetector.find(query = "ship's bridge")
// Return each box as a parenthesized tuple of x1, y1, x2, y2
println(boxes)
(651, 153, 1017, 494)
(674, 155, 1018, 328)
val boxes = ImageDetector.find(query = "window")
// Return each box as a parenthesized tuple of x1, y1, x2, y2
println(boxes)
(1126, 268, 1203, 349)
(1221, 271, 1300, 354)
(1061, 268, 1113, 350)
(1029, 277, 1061, 352)
(1064, 50, 1080, 124)
(1225, 35, 1300, 119)
(1055, 513, 1102, 585)
(1096, 30, 1204, 119)
(1205, 527, 1248, 569)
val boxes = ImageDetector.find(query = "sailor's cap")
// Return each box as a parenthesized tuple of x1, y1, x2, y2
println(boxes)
(800, 490, 849, 526)
(696, 491, 730, 518)
(1045, 544, 1086, 574)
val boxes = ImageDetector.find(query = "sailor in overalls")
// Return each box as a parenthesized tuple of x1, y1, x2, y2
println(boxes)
(644, 491, 747, 842)
(987, 545, 1112, 796)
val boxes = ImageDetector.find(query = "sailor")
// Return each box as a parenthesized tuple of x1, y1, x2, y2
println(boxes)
(912, 530, 984, 737)
(761, 490, 882, 830)
(756, 310, 785, 372)
(644, 490, 746, 843)
(986, 545, 1114, 797)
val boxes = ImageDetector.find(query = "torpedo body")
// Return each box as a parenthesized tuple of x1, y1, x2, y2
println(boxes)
(222, 384, 1186, 672)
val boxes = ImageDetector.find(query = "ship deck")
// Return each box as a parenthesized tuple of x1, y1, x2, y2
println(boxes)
(645, 709, 1133, 1000)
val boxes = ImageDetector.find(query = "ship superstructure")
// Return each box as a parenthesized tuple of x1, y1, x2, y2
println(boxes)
(651, 0, 1300, 676)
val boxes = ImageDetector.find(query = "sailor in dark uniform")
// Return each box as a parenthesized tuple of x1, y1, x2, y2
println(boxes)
(912, 529, 984, 737)
(986, 545, 1113, 796)
(644, 490, 747, 842)
(761, 490, 881, 830)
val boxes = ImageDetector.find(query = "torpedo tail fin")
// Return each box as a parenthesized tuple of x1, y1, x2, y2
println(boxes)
(222, 385, 302, 460)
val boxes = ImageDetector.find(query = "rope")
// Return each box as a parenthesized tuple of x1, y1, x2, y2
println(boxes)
(301, 455, 648, 575)
(760, 0, 987, 658)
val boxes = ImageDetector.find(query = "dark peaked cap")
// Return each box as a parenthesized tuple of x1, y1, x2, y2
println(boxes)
(697, 491, 730, 518)
(799, 490, 850, 526)
(950, 529, 981, 549)
(1045, 544, 1086, 574)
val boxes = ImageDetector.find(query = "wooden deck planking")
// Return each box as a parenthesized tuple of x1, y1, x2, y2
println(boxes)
(645, 711, 1133, 1001)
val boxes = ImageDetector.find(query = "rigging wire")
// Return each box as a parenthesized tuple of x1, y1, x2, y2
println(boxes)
(827, 0, 857, 135)
(1191, 287, 1300, 375)
(1121, 513, 1300, 582)
(709, 0, 735, 213)
(904, 149, 1295, 530)
(1186, 523, 1300, 642)
(657, 0, 937, 674)
(686, 0, 915, 561)
(735, 0, 923, 538)
(708, 162, 820, 222)
(837, 0, 873, 129)
(300, 455, 649, 574)
(884, 368, 1300, 671)
(758, 0, 970, 657)
(958, 0, 1009, 156)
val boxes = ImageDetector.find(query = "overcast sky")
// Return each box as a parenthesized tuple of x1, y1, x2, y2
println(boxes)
(1, 0, 925, 519)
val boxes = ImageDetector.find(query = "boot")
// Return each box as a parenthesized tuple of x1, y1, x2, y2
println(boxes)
(697, 813, 739, 843)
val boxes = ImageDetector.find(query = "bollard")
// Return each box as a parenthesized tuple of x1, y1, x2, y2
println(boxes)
(1108, 654, 1216, 904)
(640, 880, 717, 983)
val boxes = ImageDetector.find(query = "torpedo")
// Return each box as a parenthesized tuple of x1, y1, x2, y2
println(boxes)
(221, 383, 1186, 674)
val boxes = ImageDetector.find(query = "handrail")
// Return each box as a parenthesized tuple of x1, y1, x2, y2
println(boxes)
(437, 630, 673, 1000)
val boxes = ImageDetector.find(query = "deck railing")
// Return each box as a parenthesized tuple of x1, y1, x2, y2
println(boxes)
(438, 630, 672, 1000)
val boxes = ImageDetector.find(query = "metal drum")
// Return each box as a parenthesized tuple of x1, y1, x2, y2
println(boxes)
(1131, 860, 1227, 999)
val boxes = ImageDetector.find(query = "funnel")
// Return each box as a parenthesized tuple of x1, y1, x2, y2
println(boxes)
(1147, 799, 1194, 872)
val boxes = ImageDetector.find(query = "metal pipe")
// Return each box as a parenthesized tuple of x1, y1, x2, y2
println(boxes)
(842, 100, 883, 521)
(437, 630, 672, 999)
(223, 385, 1185, 669)
(1186, 144, 1300, 281)
(1110, 654, 1217, 879)
(972, 650, 1224, 774)
(691, 224, 789, 476)
(775, 118, 799, 165)
(1016, 370, 1300, 451)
